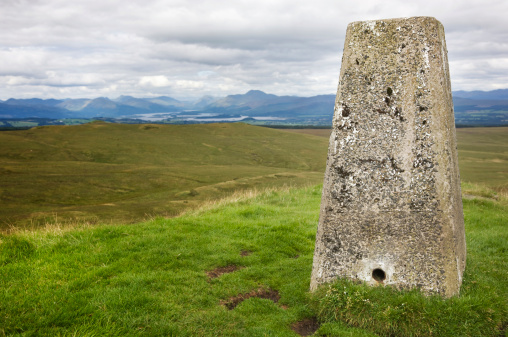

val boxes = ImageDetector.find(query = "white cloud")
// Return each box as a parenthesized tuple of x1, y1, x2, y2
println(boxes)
(139, 75, 171, 87)
(175, 80, 204, 89)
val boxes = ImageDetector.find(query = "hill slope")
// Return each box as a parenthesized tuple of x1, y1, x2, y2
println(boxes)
(0, 122, 328, 230)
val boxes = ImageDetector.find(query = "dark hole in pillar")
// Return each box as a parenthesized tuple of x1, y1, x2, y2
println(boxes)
(372, 268, 386, 283)
(387, 87, 393, 96)
(341, 104, 351, 117)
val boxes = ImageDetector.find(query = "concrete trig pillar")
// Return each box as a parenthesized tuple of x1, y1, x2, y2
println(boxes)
(310, 17, 466, 297)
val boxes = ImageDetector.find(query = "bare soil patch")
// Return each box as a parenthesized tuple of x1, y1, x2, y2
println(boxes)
(221, 288, 280, 310)
(206, 265, 243, 279)
(240, 250, 252, 256)
(291, 317, 320, 336)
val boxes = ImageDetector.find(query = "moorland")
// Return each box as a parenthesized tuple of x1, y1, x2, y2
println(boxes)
(1, 123, 507, 231)
(0, 122, 328, 231)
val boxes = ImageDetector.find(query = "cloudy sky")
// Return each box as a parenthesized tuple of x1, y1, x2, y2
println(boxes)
(1, 0, 507, 100)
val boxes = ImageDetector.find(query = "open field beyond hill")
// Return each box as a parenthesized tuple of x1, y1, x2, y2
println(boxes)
(455, 127, 508, 192)
(0, 122, 328, 231)
(1, 124, 507, 232)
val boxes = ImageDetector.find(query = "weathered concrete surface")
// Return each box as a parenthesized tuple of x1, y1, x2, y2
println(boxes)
(310, 17, 466, 297)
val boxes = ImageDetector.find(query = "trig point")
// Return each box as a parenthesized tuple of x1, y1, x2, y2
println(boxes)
(310, 17, 466, 297)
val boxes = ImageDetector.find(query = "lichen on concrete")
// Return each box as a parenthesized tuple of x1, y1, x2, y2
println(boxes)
(310, 17, 465, 297)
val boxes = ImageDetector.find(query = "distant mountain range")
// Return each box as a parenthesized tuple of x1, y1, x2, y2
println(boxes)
(1, 89, 508, 127)
(0, 95, 188, 119)
(452, 89, 508, 126)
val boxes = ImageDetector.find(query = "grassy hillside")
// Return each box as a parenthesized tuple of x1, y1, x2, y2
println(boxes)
(0, 185, 506, 336)
(2, 124, 507, 232)
(455, 127, 508, 193)
(0, 125, 507, 335)
(0, 122, 328, 231)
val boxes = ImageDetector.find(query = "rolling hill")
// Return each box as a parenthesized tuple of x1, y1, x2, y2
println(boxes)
(0, 122, 329, 230)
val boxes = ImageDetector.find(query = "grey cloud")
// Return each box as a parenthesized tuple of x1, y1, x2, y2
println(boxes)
(0, 0, 507, 99)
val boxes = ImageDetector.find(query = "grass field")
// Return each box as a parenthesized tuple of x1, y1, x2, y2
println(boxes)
(0, 184, 506, 336)
(455, 127, 508, 193)
(0, 123, 507, 335)
(0, 122, 328, 231)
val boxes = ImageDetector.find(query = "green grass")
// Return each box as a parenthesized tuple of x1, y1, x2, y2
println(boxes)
(0, 184, 506, 336)
(0, 122, 328, 231)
